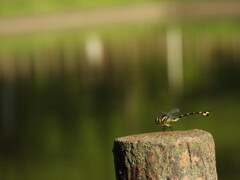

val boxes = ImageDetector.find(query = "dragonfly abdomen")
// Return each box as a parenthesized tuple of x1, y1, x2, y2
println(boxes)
(178, 111, 210, 118)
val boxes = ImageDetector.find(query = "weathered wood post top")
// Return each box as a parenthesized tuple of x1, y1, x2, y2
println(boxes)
(113, 129, 217, 180)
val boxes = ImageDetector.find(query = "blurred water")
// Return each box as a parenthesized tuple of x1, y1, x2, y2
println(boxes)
(0, 21, 240, 179)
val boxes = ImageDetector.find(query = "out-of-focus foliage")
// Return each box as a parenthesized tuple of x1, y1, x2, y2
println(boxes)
(0, 21, 240, 179)
(0, 0, 231, 16)
(0, 0, 156, 16)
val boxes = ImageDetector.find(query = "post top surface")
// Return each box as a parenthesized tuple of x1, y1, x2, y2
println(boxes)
(115, 129, 212, 143)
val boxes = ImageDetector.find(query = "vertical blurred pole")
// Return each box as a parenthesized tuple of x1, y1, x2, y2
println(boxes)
(84, 35, 104, 86)
(17, 51, 32, 79)
(85, 35, 104, 68)
(62, 43, 78, 74)
(0, 52, 17, 138)
(166, 26, 183, 96)
(33, 46, 50, 83)
(2, 82, 16, 138)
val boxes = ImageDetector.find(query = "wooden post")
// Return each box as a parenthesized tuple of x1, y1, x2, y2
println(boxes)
(113, 129, 217, 180)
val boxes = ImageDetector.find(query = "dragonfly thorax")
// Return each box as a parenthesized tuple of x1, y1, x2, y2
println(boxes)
(155, 115, 169, 124)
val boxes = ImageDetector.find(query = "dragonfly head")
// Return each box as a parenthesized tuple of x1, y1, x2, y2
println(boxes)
(155, 116, 162, 124)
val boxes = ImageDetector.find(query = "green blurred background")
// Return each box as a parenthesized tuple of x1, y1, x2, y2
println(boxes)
(0, 0, 240, 179)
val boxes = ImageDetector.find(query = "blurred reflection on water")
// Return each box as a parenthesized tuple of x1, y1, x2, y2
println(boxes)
(0, 22, 240, 179)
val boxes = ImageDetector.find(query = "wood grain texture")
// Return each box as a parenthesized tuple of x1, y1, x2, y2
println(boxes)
(113, 129, 217, 180)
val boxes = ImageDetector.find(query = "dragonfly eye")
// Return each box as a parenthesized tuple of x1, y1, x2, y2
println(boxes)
(155, 117, 161, 124)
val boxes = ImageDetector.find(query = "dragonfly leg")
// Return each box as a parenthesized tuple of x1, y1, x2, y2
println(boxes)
(170, 126, 174, 131)
(162, 126, 166, 132)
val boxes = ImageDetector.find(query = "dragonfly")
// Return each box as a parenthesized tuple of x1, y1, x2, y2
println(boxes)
(155, 108, 212, 131)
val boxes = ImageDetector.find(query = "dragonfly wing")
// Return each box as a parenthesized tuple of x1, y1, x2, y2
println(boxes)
(167, 108, 180, 115)
(159, 111, 167, 114)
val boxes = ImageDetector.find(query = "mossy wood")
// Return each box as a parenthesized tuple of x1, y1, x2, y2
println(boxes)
(113, 129, 217, 180)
